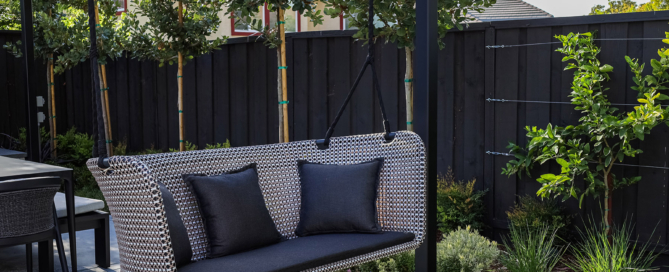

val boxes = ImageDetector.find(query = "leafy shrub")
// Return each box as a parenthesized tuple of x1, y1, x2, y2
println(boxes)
(169, 141, 198, 152)
(437, 168, 487, 233)
(340, 251, 414, 272)
(500, 223, 565, 272)
(568, 217, 664, 272)
(506, 195, 572, 244)
(437, 226, 499, 272)
(55, 127, 94, 164)
(205, 139, 231, 149)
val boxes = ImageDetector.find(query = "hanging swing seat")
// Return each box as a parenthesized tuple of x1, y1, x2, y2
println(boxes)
(87, 131, 425, 272)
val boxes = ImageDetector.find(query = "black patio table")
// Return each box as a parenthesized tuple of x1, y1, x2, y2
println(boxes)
(0, 156, 77, 271)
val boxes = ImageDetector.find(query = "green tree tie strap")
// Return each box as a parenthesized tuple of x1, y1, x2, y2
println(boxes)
(100, 87, 109, 92)
(179, 110, 183, 113)
(106, 140, 112, 143)
(404, 78, 413, 82)
(406, 121, 413, 125)
(279, 101, 289, 105)
(51, 116, 56, 119)
(179, 140, 184, 143)
(49, 82, 54, 86)
(95, 24, 101, 27)
(278, 21, 286, 24)
(278, 66, 288, 69)
(177, 75, 183, 78)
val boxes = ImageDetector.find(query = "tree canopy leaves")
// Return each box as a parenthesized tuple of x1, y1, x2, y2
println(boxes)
(120, 0, 227, 66)
(590, 0, 669, 15)
(322, 0, 496, 49)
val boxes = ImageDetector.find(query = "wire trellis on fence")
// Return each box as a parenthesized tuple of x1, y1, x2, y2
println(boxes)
(486, 151, 669, 170)
(486, 98, 668, 107)
(486, 38, 666, 49)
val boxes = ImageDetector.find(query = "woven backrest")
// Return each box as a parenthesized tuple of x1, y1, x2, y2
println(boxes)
(88, 131, 425, 271)
(0, 187, 58, 238)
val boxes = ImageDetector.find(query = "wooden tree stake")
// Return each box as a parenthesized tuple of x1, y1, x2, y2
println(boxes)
(178, 1, 185, 151)
(94, 1, 113, 155)
(277, 49, 284, 142)
(279, 8, 289, 142)
(48, 57, 57, 158)
(404, 47, 413, 131)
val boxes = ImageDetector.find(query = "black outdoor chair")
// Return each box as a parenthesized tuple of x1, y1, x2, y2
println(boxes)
(0, 176, 69, 272)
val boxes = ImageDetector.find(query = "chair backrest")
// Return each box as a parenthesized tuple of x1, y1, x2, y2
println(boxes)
(0, 177, 60, 239)
(88, 131, 426, 267)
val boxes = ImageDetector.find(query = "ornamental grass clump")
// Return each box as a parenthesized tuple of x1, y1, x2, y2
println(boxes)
(500, 223, 565, 272)
(568, 217, 664, 272)
(438, 226, 499, 272)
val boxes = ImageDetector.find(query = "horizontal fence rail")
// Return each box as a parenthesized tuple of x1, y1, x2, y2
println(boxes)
(3, 11, 669, 264)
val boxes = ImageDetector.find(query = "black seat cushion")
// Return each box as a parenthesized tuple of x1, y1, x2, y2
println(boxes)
(295, 159, 384, 236)
(178, 231, 415, 272)
(157, 181, 192, 267)
(183, 164, 283, 258)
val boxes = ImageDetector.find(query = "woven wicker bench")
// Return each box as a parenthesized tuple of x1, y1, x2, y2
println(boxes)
(87, 132, 425, 272)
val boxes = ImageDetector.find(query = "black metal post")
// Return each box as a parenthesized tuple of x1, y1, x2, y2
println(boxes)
(19, 0, 40, 162)
(414, 0, 438, 269)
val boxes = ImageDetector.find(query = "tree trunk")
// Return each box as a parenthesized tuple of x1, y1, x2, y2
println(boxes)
(605, 172, 614, 239)
(279, 9, 289, 142)
(93, 3, 113, 155)
(177, 1, 185, 151)
(277, 49, 284, 143)
(404, 47, 413, 131)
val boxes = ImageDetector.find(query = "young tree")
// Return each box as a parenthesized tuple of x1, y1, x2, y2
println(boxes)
(502, 33, 669, 234)
(322, 0, 495, 131)
(2, 0, 122, 157)
(590, 0, 669, 15)
(122, 0, 227, 151)
(226, 0, 323, 142)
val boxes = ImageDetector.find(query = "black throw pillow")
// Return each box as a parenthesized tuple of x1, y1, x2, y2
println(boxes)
(157, 181, 193, 267)
(295, 158, 384, 237)
(183, 164, 283, 258)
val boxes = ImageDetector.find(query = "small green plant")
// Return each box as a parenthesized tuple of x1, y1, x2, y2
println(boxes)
(568, 217, 664, 272)
(205, 140, 231, 149)
(349, 251, 415, 272)
(506, 195, 572, 243)
(55, 127, 94, 164)
(169, 141, 198, 152)
(437, 167, 487, 234)
(437, 226, 499, 272)
(500, 223, 565, 272)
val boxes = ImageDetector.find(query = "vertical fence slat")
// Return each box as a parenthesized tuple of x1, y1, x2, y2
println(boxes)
(309, 38, 328, 139)
(230, 44, 248, 147)
(115, 57, 129, 148)
(483, 27, 496, 237)
(637, 20, 668, 244)
(197, 54, 214, 147)
(249, 43, 268, 145)
(328, 37, 351, 138)
(213, 47, 231, 145)
(141, 61, 156, 149)
(155, 62, 169, 151)
(493, 28, 519, 223)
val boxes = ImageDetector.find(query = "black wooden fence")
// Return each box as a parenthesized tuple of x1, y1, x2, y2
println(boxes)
(4, 11, 669, 254)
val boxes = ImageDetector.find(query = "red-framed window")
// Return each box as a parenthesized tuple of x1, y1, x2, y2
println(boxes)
(231, 4, 301, 36)
(115, 0, 127, 15)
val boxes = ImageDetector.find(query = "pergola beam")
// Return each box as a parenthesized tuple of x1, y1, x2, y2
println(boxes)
(413, 0, 438, 269)
(19, 0, 40, 162)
